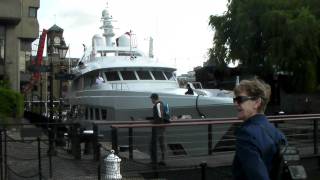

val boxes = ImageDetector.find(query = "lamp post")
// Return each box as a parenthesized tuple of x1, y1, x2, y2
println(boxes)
(48, 39, 68, 155)
(57, 39, 68, 123)
(48, 48, 55, 156)
(48, 35, 68, 157)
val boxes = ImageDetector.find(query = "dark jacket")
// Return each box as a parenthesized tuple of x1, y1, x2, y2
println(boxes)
(152, 101, 165, 124)
(185, 87, 194, 95)
(232, 114, 287, 180)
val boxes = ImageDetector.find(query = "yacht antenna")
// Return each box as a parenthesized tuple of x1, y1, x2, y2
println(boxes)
(101, 4, 115, 47)
(126, 30, 134, 60)
(82, 44, 86, 52)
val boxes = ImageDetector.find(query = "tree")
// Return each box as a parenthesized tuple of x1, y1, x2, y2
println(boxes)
(0, 78, 24, 124)
(209, 0, 320, 92)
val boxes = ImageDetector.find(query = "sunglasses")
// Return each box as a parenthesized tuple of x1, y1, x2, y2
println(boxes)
(233, 96, 258, 104)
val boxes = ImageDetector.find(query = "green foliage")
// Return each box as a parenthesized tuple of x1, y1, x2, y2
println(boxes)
(0, 88, 24, 124)
(304, 61, 317, 93)
(0, 78, 10, 89)
(209, 0, 320, 92)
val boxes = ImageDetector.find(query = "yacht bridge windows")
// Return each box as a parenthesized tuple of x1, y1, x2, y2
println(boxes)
(71, 68, 176, 91)
(120, 70, 137, 80)
(105, 71, 120, 81)
(137, 70, 152, 80)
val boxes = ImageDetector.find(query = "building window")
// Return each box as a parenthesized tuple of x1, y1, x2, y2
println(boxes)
(29, 7, 38, 18)
(20, 40, 32, 51)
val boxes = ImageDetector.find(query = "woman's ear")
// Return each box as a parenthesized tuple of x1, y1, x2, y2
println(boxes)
(254, 97, 262, 110)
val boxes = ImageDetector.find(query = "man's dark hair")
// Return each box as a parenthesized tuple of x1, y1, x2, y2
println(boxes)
(150, 93, 159, 100)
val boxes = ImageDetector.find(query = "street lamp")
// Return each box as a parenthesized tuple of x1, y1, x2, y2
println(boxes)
(57, 38, 68, 59)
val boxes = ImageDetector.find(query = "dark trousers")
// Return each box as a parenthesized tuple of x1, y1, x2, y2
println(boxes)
(150, 127, 166, 163)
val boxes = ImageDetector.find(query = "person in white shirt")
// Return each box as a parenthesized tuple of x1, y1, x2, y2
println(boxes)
(95, 75, 104, 84)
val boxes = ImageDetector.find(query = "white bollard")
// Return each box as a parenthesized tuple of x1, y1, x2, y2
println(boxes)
(105, 150, 122, 180)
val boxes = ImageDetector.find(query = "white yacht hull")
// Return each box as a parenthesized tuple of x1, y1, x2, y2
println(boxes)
(67, 89, 236, 121)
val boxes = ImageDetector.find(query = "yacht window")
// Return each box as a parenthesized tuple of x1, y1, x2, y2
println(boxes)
(152, 71, 166, 80)
(95, 108, 100, 120)
(164, 72, 175, 80)
(90, 108, 94, 120)
(105, 71, 120, 81)
(101, 109, 107, 120)
(137, 70, 152, 80)
(85, 108, 88, 120)
(120, 71, 137, 80)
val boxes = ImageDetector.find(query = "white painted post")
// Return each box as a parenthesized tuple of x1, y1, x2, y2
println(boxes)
(105, 150, 122, 180)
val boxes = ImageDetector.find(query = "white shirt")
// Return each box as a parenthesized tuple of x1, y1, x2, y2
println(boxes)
(96, 76, 104, 84)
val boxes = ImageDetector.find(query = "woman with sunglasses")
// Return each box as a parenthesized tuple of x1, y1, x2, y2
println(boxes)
(232, 78, 286, 180)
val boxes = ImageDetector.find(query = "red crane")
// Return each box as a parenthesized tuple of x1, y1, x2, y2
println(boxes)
(22, 29, 47, 94)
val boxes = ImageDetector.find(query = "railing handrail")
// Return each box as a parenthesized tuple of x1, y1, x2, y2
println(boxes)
(0, 122, 78, 126)
(110, 114, 320, 129)
(91, 113, 320, 126)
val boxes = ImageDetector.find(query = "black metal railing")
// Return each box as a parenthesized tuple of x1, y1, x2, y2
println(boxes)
(0, 113, 319, 179)
(90, 114, 320, 179)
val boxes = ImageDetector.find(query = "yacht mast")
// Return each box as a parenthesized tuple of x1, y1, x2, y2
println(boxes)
(100, 3, 115, 47)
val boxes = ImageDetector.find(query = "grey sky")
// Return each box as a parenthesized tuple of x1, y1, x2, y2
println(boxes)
(38, 0, 228, 74)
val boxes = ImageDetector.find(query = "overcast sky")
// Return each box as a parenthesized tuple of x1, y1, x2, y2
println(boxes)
(37, 0, 228, 75)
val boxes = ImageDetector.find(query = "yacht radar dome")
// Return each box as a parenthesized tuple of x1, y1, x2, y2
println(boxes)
(117, 35, 130, 47)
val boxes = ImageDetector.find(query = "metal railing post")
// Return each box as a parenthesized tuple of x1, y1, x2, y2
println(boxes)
(200, 162, 207, 180)
(313, 119, 318, 154)
(97, 144, 101, 180)
(71, 124, 81, 159)
(129, 127, 133, 160)
(111, 127, 118, 154)
(0, 129, 2, 180)
(151, 127, 158, 164)
(208, 124, 213, 155)
(48, 146, 52, 178)
(93, 124, 99, 161)
(37, 137, 42, 180)
(3, 130, 6, 180)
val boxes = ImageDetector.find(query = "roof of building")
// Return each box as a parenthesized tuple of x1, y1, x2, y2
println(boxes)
(48, 24, 64, 32)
